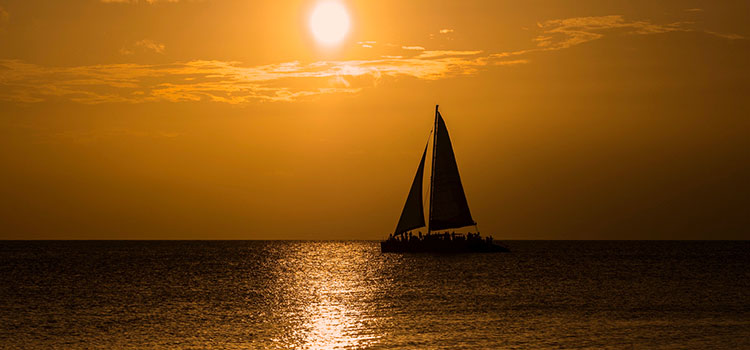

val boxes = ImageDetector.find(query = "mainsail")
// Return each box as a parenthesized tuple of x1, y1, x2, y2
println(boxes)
(428, 108, 476, 231)
(393, 144, 428, 235)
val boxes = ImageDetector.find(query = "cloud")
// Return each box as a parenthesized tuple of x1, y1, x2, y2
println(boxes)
(119, 48, 134, 56)
(1, 15, 740, 105)
(494, 59, 529, 66)
(0, 50, 524, 104)
(529, 15, 744, 51)
(120, 39, 166, 55)
(705, 31, 745, 40)
(534, 15, 690, 50)
(357, 41, 376, 48)
(416, 50, 482, 59)
(684, 8, 704, 12)
(135, 39, 166, 54)
(439, 29, 454, 34)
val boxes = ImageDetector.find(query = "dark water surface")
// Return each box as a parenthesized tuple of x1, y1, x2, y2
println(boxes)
(1, 241, 748, 349)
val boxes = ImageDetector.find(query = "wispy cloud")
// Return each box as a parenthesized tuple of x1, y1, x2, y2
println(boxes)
(487, 14, 738, 63)
(705, 31, 745, 40)
(439, 29, 454, 34)
(120, 39, 166, 55)
(0, 50, 521, 104)
(534, 15, 690, 50)
(684, 8, 704, 12)
(1, 15, 741, 105)
(357, 41, 376, 48)
(135, 39, 166, 54)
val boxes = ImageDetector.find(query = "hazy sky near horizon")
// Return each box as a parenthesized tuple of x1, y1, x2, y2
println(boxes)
(1, 0, 749, 239)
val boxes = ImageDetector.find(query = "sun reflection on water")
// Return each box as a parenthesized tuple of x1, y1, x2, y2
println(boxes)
(266, 242, 389, 349)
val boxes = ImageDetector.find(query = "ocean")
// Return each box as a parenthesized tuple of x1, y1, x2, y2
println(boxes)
(0, 241, 748, 349)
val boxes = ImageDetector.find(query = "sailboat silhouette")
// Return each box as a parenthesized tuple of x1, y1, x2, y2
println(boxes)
(381, 105, 509, 253)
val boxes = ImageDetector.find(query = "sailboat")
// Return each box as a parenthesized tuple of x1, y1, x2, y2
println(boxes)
(381, 105, 509, 253)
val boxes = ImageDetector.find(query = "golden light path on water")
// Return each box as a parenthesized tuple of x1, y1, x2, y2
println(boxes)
(264, 242, 397, 349)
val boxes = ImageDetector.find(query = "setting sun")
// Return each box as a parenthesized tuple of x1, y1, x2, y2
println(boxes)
(309, 2, 350, 45)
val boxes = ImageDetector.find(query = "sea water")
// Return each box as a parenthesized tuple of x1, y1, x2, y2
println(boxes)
(1, 241, 748, 349)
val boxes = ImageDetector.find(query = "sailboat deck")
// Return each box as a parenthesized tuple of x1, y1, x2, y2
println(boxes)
(380, 236, 509, 253)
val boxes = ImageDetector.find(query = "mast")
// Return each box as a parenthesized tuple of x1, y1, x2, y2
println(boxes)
(427, 104, 439, 234)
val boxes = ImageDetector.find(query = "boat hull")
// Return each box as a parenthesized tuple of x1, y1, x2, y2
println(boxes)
(380, 239, 509, 253)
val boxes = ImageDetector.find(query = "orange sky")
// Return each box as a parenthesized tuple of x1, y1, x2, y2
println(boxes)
(1, 0, 749, 239)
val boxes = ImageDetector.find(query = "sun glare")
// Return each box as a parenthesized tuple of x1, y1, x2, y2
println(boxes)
(310, 2, 350, 46)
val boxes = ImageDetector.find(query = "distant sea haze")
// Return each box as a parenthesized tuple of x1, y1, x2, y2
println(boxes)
(1, 241, 748, 349)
